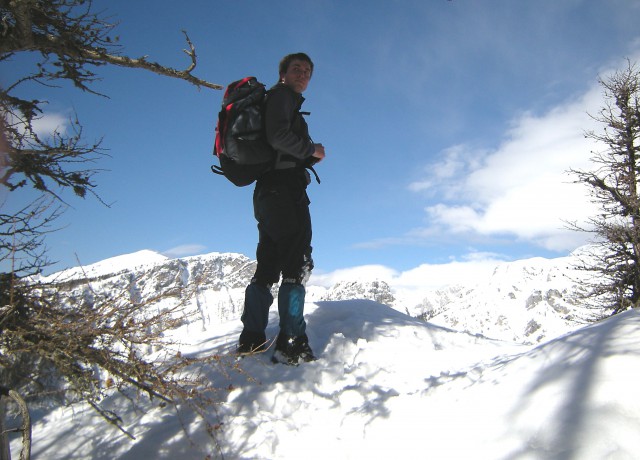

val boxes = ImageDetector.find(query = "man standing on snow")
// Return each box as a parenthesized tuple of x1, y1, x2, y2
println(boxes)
(238, 52, 326, 365)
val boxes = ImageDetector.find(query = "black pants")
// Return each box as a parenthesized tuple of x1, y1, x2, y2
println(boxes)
(240, 172, 314, 338)
(251, 176, 313, 285)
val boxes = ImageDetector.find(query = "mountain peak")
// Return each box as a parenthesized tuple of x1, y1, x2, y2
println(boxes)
(44, 249, 169, 281)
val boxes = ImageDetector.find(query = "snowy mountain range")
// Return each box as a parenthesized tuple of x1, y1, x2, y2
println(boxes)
(40, 248, 593, 345)
(12, 248, 638, 459)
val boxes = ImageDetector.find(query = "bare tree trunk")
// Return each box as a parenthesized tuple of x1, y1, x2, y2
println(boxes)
(0, 388, 31, 460)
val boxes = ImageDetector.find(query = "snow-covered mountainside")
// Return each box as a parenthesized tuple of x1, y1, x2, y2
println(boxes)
(13, 299, 640, 460)
(413, 255, 592, 344)
(40, 251, 257, 327)
(39, 248, 593, 344)
(12, 249, 639, 460)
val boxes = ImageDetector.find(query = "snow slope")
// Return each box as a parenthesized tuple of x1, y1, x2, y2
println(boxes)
(11, 299, 640, 459)
(39, 250, 170, 282)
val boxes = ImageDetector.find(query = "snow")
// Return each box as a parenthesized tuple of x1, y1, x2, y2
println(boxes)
(10, 296, 640, 459)
(38, 250, 169, 281)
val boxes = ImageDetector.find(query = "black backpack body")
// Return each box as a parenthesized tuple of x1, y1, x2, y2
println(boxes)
(212, 77, 275, 186)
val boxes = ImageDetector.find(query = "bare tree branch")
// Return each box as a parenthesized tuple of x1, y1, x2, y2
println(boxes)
(0, 1, 231, 452)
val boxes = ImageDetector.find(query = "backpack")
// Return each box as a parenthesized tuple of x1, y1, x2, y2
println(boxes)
(211, 77, 275, 186)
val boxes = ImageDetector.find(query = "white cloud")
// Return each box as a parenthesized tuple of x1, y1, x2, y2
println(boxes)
(408, 144, 477, 195)
(30, 112, 70, 137)
(412, 81, 606, 252)
(6, 111, 71, 141)
(394, 258, 502, 290)
(163, 244, 207, 258)
(310, 264, 399, 288)
(311, 252, 505, 292)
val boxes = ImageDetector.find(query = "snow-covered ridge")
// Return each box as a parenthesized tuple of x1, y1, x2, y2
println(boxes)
(37, 248, 592, 344)
(12, 248, 640, 459)
(40, 249, 170, 281)
(16, 298, 640, 459)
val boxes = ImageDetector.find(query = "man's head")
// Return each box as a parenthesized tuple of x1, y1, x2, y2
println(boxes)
(279, 53, 314, 93)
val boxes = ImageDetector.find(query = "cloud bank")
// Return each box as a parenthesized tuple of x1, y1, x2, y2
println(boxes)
(408, 81, 606, 253)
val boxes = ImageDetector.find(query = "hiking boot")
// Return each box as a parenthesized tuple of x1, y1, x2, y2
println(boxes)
(237, 330, 267, 354)
(271, 333, 316, 365)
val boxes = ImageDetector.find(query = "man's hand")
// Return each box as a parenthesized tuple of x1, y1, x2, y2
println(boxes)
(312, 143, 325, 163)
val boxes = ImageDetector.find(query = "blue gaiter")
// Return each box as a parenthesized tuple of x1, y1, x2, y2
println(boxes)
(241, 283, 274, 333)
(278, 283, 307, 337)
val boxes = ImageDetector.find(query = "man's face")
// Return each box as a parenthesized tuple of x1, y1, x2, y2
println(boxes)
(281, 59, 312, 93)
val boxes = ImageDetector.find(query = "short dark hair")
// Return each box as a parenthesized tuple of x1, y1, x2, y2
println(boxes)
(279, 53, 314, 77)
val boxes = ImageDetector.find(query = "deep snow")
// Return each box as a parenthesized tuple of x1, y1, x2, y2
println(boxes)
(10, 297, 640, 459)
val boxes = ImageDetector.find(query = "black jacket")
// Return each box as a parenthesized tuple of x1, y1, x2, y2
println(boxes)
(264, 83, 315, 169)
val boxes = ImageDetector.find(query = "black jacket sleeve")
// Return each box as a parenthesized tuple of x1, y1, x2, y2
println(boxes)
(265, 84, 315, 161)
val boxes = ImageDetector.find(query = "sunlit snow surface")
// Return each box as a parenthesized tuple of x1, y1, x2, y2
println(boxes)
(14, 298, 640, 459)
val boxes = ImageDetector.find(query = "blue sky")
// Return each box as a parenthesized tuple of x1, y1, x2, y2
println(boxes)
(3, 0, 640, 279)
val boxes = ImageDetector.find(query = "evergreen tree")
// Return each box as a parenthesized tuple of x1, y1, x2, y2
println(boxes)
(570, 61, 640, 316)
